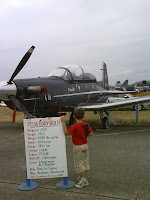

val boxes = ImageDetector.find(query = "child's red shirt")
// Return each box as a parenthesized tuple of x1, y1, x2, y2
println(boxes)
(68, 122, 92, 145)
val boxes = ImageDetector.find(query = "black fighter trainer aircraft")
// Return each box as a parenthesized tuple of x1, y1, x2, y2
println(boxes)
(0, 46, 150, 128)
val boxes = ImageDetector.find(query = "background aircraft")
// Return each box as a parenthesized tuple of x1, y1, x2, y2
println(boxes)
(107, 94, 150, 111)
(101, 64, 150, 111)
(133, 80, 150, 92)
(114, 80, 150, 92)
(0, 46, 150, 129)
(114, 80, 135, 91)
(0, 100, 6, 107)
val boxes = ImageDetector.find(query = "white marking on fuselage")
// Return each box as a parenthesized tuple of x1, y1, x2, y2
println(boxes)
(24, 98, 40, 101)
(53, 90, 103, 98)
(68, 87, 75, 92)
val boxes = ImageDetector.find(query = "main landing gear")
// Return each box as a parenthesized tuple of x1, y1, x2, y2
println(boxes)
(99, 111, 116, 129)
(101, 117, 109, 129)
(99, 112, 109, 129)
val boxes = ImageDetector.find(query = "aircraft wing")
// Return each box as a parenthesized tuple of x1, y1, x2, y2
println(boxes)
(101, 90, 136, 94)
(78, 95, 150, 111)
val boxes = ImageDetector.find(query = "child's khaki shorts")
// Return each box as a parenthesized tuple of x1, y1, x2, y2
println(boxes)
(73, 143, 90, 174)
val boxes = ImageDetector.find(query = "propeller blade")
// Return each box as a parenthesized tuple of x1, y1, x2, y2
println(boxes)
(9, 95, 31, 118)
(8, 46, 35, 84)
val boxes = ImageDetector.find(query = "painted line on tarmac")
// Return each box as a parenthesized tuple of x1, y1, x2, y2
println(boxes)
(66, 128, 150, 138)
(1, 128, 150, 142)
(0, 134, 23, 144)
(94, 128, 150, 137)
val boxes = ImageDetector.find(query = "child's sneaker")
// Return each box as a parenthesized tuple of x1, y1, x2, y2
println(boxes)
(75, 178, 89, 188)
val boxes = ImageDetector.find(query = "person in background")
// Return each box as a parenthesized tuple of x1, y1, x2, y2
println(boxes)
(61, 108, 93, 188)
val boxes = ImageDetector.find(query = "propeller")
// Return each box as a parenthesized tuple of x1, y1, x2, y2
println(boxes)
(0, 46, 35, 119)
(8, 46, 35, 84)
(9, 96, 31, 118)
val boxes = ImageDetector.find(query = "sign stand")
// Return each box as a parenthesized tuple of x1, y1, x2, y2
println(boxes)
(136, 105, 139, 123)
(107, 99, 110, 116)
(19, 164, 39, 191)
(19, 114, 39, 191)
(56, 177, 75, 189)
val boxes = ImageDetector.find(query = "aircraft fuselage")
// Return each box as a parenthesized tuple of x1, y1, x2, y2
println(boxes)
(5, 76, 107, 117)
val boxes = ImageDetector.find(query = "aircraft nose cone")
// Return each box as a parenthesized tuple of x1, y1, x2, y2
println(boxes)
(0, 81, 17, 100)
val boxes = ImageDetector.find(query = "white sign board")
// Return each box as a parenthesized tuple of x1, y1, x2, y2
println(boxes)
(24, 117, 68, 179)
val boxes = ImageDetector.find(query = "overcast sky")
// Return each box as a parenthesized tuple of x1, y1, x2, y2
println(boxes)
(0, 0, 150, 85)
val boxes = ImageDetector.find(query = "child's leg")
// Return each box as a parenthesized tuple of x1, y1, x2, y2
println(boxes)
(80, 170, 86, 178)
(77, 170, 86, 181)
(73, 145, 85, 174)
(76, 170, 89, 188)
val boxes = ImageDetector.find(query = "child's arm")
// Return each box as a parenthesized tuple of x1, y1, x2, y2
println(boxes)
(88, 132, 93, 136)
(60, 116, 70, 135)
(88, 124, 93, 136)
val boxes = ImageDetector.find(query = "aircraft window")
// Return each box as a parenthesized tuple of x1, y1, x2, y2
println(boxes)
(65, 65, 83, 80)
(49, 65, 96, 81)
(49, 68, 72, 80)
(83, 68, 96, 80)
(84, 73, 96, 81)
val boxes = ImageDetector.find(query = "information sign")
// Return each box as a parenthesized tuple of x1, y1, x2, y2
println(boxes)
(24, 117, 68, 179)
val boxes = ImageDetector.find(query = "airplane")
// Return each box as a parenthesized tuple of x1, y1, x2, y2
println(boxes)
(0, 46, 150, 129)
(114, 79, 150, 92)
(114, 80, 135, 91)
(0, 100, 6, 106)
(107, 94, 150, 111)
(133, 80, 150, 92)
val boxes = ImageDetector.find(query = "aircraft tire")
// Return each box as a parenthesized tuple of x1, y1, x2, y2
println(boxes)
(101, 117, 109, 129)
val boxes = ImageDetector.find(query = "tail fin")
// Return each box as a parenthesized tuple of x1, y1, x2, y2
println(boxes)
(101, 62, 109, 90)
(122, 80, 128, 87)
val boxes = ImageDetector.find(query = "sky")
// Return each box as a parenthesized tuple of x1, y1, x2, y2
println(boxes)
(0, 0, 150, 85)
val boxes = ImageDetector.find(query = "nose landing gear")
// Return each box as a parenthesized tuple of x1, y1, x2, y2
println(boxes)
(101, 117, 109, 129)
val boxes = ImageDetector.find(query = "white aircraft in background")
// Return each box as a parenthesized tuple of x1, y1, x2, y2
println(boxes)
(0, 100, 6, 107)
(107, 94, 150, 111)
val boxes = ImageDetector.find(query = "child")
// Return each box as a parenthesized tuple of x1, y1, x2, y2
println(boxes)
(61, 108, 93, 188)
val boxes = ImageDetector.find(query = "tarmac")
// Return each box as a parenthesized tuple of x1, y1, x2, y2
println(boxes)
(0, 124, 150, 200)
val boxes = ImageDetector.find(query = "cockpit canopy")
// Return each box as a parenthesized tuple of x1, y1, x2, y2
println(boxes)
(49, 65, 96, 81)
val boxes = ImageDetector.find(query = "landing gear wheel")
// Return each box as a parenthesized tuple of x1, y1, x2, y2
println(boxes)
(101, 117, 109, 129)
